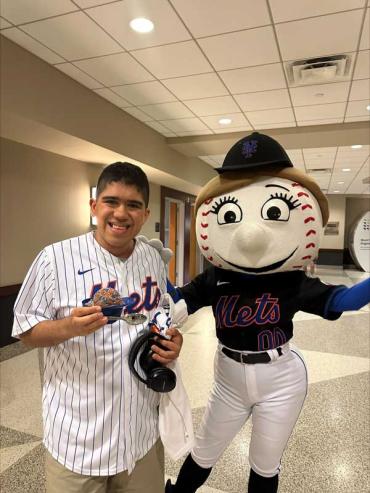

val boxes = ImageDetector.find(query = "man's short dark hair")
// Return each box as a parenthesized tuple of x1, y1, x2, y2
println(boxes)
(96, 162, 149, 207)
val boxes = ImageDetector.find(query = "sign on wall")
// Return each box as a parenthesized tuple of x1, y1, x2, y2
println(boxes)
(349, 211, 370, 273)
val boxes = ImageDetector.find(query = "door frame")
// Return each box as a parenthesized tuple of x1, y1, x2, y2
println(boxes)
(160, 186, 196, 285)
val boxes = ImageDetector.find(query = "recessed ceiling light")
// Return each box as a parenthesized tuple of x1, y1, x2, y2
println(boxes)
(351, 144, 362, 149)
(129, 17, 154, 33)
(342, 168, 351, 172)
(337, 181, 344, 184)
(367, 105, 370, 111)
(218, 118, 232, 125)
(333, 190, 340, 193)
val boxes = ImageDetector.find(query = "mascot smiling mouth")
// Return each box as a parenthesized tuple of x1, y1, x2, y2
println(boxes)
(219, 247, 298, 274)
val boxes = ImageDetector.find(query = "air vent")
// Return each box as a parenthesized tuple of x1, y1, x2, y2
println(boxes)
(362, 177, 370, 184)
(307, 168, 332, 174)
(286, 55, 351, 85)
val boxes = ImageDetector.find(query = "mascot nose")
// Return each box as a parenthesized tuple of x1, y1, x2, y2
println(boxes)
(233, 223, 271, 254)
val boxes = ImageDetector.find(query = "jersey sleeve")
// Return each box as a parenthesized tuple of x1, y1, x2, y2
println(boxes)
(12, 249, 56, 337)
(177, 268, 215, 314)
(298, 274, 345, 320)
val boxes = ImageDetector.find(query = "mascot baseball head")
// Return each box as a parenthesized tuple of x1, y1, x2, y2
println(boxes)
(195, 132, 329, 275)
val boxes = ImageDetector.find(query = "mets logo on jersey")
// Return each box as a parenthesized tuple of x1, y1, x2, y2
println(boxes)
(89, 276, 161, 312)
(241, 140, 258, 158)
(215, 293, 280, 328)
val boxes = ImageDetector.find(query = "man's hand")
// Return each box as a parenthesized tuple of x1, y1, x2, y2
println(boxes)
(151, 327, 183, 365)
(64, 306, 108, 338)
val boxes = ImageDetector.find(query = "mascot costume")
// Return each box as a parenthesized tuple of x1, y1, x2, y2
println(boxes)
(163, 132, 370, 493)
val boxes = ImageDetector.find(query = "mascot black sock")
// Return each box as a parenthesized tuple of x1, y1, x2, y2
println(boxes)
(248, 468, 279, 493)
(170, 454, 212, 493)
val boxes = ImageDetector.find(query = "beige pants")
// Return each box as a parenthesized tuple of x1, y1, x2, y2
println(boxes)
(45, 440, 164, 493)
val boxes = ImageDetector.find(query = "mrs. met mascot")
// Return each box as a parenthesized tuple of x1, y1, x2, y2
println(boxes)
(165, 132, 370, 493)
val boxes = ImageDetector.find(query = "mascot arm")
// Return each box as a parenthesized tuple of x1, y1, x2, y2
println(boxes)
(328, 277, 370, 312)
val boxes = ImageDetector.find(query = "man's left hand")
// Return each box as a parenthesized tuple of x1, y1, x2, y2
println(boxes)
(151, 327, 183, 365)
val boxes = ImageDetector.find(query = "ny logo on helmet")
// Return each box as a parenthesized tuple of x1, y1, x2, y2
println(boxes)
(242, 140, 258, 158)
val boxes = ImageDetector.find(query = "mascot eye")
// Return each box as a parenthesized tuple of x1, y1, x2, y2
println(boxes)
(261, 198, 291, 222)
(216, 202, 242, 225)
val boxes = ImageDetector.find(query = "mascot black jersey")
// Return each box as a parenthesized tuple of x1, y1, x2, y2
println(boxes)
(179, 267, 344, 351)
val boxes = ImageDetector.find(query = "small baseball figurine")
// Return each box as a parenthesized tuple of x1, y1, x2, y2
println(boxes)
(166, 132, 370, 493)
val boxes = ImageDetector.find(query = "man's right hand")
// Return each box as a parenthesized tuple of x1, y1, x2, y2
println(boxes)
(66, 306, 108, 337)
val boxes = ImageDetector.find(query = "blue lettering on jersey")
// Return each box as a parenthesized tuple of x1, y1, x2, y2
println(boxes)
(215, 293, 280, 328)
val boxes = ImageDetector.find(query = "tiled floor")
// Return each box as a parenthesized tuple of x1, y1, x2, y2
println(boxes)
(1, 267, 369, 492)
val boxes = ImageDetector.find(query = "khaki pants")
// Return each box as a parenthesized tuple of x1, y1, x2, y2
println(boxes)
(45, 440, 164, 493)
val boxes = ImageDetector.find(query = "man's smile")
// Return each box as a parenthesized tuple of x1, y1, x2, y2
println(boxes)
(218, 247, 298, 273)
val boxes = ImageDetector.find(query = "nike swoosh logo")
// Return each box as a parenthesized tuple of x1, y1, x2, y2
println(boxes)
(78, 268, 95, 275)
(217, 281, 230, 286)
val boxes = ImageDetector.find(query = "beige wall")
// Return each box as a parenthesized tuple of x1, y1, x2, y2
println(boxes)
(0, 138, 162, 286)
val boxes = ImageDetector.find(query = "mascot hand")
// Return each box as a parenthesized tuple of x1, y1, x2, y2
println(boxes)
(137, 235, 173, 265)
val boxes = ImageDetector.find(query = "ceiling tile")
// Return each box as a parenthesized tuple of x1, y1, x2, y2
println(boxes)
(269, 0, 365, 23)
(184, 96, 240, 117)
(111, 81, 177, 105)
(360, 8, 370, 50)
(213, 125, 253, 133)
(275, 10, 364, 61)
(177, 130, 213, 136)
(297, 118, 344, 126)
(199, 156, 218, 167)
(253, 121, 297, 130)
(219, 63, 286, 93)
(234, 89, 291, 111)
(94, 88, 131, 107)
(158, 118, 210, 132)
(138, 101, 194, 120)
(304, 147, 337, 157)
(353, 50, 370, 79)
(123, 107, 153, 122)
(198, 26, 280, 71)
(87, 0, 191, 50)
(349, 79, 370, 100)
(74, 52, 155, 86)
(200, 112, 250, 129)
(245, 107, 295, 125)
(0, 17, 12, 29)
(1, 27, 64, 63)
(290, 82, 351, 106)
(55, 62, 103, 89)
(131, 41, 212, 79)
(346, 99, 370, 116)
(21, 11, 122, 60)
(295, 102, 346, 120)
(72, 0, 113, 7)
(209, 154, 227, 165)
(345, 115, 370, 122)
(171, 0, 270, 37)
(161, 73, 228, 100)
(144, 120, 176, 135)
(0, 0, 78, 25)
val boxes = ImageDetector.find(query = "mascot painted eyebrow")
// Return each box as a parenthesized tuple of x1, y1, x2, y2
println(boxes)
(165, 132, 370, 493)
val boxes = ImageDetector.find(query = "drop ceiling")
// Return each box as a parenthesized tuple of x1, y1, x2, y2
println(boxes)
(0, 0, 369, 194)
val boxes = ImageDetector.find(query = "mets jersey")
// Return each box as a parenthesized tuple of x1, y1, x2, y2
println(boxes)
(12, 232, 167, 475)
(178, 267, 344, 351)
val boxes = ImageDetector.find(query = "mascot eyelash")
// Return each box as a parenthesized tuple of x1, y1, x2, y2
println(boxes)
(269, 192, 301, 210)
(210, 195, 239, 214)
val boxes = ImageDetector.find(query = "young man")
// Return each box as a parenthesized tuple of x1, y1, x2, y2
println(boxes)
(13, 162, 183, 493)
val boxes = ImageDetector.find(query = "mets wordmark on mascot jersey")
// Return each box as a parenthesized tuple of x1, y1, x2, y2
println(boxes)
(13, 232, 167, 475)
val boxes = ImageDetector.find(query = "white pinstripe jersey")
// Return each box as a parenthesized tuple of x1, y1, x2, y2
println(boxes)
(12, 232, 167, 475)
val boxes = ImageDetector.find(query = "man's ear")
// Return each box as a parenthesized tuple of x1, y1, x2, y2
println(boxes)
(90, 198, 96, 216)
(143, 208, 150, 223)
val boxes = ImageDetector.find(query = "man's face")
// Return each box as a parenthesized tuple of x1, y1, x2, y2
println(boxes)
(196, 176, 323, 274)
(90, 181, 149, 258)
